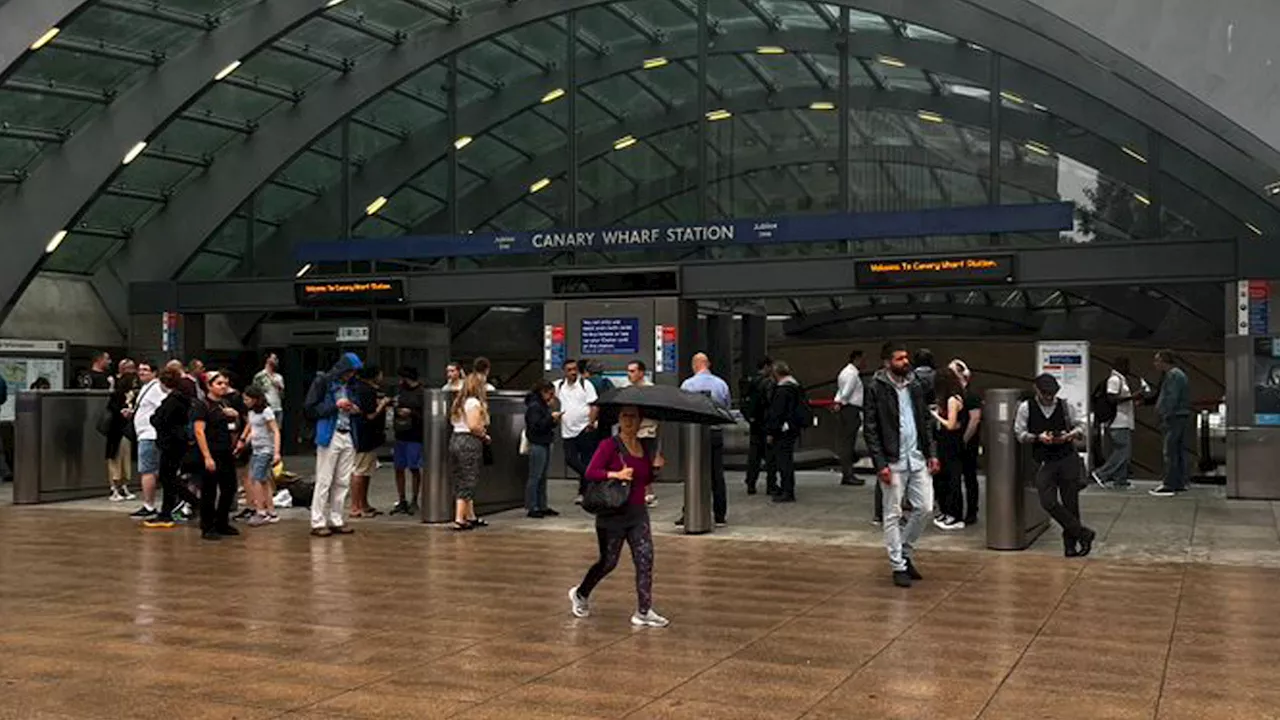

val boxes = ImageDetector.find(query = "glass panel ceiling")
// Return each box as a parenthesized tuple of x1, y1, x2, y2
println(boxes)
(0, 0, 1272, 278)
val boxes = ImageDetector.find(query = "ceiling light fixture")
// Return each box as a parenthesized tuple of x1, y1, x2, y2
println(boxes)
(1246, 222, 1264, 236)
(214, 60, 242, 81)
(808, 101, 836, 111)
(765, 315, 791, 321)
(877, 55, 906, 68)
(706, 109, 732, 121)
(365, 196, 388, 215)
(613, 135, 637, 150)
(999, 90, 1024, 105)
(541, 88, 565, 103)
(529, 177, 552, 194)
(122, 141, 147, 165)
(30, 27, 61, 51)
(324, 0, 346, 7)
(642, 57, 668, 70)
(1133, 193, 1151, 206)
(1024, 141, 1051, 156)
(454, 135, 473, 150)
(756, 46, 786, 55)
(1121, 146, 1148, 164)
(916, 110, 944, 123)
(45, 230, 68, 254)
(295, 263, 313, 278)
(1266, 181, 1280, 196)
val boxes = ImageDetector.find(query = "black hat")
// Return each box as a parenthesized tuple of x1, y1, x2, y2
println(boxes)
(1033, 373, 1060, 395)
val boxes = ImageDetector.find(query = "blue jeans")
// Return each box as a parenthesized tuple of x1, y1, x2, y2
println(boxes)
(882, 464, 933, 572)
(1097, 427, 1132, 485)
(1162, 416, 1190, 490)
(526, 443, 550, 512)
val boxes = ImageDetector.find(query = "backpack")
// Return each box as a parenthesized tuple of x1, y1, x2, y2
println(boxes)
(742, 375, 774, 425)
(303, 372, 328, 421)
(1091, 377, 1117, 425)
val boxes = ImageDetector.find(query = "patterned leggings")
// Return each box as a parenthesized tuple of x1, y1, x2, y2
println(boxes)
(578, 512, 654, 614)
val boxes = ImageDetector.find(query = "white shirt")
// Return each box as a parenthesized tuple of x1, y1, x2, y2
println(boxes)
(132, 379, 166, 441)
(1107, 370, 1135, 430)
(443, 380, 495, 392)
(452, 397, 482, 434)
(834, 363, 863, 408)
(254, 370, 284, 413)
(556, 377, 597, 439)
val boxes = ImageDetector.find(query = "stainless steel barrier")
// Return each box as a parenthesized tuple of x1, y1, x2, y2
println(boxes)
(420, 389, 530, 523)
(13, 390, 111, 504)
(681, 423, 713, 534)
(984, 388, 1050, 550)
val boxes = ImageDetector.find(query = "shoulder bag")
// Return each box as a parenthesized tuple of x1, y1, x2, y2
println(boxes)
(580, 436, 633, 516)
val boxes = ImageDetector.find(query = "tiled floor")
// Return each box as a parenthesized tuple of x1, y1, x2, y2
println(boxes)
(1, 501, 1279, 719)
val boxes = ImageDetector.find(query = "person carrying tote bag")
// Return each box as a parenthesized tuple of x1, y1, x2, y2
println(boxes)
(567, 405, 670, 628)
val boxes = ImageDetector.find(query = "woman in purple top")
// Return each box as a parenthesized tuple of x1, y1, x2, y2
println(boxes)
(568, 405, 670, 628)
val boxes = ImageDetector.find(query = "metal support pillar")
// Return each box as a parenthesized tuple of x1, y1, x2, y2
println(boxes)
(681, 423, 713, 534)
(447, 54, 460, 234)
(838, 7, 851, 214)
(340, 119, 353, 273)
(421, 388, 454, 523)
(696, 0, 709, 221)
(740, 314, 767, 382)
(567, 10, 579, 226)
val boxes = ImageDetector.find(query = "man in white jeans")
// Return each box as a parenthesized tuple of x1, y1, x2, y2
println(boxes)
(304, 353, 362, 537)
(863, 342, 939, 588)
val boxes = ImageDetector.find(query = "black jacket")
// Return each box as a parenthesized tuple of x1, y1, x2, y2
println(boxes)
(151, 390, 192, 453)
(524, 392, 557, 446)
(764, 377, 803, 438)
(863, 369, 937, 472)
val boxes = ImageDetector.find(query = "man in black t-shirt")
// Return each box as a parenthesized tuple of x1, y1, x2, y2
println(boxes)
(390, 366, 425, 515)
(350, 365, 389, 518)
(83, 350, 114, 390)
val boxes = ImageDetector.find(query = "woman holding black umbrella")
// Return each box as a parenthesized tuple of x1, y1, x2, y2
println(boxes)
(568, 405, 670, 628)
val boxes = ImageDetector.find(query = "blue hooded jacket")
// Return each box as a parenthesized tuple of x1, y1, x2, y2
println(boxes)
(306, 352, 363, 448)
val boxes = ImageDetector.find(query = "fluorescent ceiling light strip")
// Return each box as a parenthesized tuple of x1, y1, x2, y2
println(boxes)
(1246, 223, 1263, 236)
(808, 101, 836, 111)
(122, 141, 147, 165)
(454, 135, 473, 150)
(529, 177, 551, 193)
(541, 88, 565, 103)
(31, 27, 61, 51)
(877, 55, 905, 68)
(613, 135, 637, 150)
(45, 230, 68, 254)
(1121, 146, 1147, 163)
(365, 196, 388, 215)
(642, 57, 668, 69)
(296, 263, 313, 277)
(916, 110, 944, 123)
(214, 60, 242, 81)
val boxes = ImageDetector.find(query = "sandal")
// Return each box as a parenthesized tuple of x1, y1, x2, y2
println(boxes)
(468, 518, 488, 529)
(451, 521, 472, 532)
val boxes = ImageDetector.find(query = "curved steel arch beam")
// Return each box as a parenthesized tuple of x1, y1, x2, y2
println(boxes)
(0, 0, 89, 81)
(0, 0, 329, 318)
(97, 0, 1280, 312)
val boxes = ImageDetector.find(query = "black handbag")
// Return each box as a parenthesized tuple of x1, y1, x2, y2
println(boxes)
(580, 437, 634, 516)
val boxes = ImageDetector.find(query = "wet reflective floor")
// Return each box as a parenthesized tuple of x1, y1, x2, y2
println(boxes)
(2, 506, 1279, 719)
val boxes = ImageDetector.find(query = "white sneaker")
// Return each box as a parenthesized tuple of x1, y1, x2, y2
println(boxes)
(631, 609, 670, 628)
(933, 516, 953, 530)
(949, 519, 966, 530)
(120, 486, 136, 501)
(568, 586, 590, 618)
(109, 489, 124, 502)
(1091, 471, 1107, 488)
(645, 494, 657, 508)
(573, 495, 583, 506)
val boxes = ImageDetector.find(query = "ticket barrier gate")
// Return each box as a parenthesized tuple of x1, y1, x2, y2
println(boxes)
(13, 390, 110, 504)
(984, 388, 1051, 550)
(421, 389, 530, 522)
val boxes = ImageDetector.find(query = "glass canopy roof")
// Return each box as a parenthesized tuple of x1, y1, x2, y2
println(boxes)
(1, 0, 1277, 281)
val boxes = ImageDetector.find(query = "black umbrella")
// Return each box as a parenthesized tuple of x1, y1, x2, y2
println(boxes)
(593, 384, 736, 425)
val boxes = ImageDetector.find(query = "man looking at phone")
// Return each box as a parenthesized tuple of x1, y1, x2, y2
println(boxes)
(1015, 374, 1096, 558)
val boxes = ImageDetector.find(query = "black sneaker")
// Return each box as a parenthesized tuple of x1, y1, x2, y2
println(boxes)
(905, 559, 923, 581)
(674, 516, 684, 527)
(892, 570, 912, 588)
(216, 525, 241, 537)
(407, 501, 420, 515)
(542, 508, 560, 517)
(527, 510, 546, 519)
(746, 484, 758, 495)
(129, 505, 158, 518)
(201, 531, 222, 541)
(771, 495, 796, 503)
(766, 486, 781, 497)
(840, 478, 865, 486)
(389, 501, 410, 516)
(1148, 486, 1178, 497)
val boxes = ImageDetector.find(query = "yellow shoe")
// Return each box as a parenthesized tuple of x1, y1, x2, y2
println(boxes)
(142, 517, 176, 529)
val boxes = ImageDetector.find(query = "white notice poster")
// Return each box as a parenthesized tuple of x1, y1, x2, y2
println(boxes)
(0, 356, 66, 421)
(1035, 341, 1091, 462)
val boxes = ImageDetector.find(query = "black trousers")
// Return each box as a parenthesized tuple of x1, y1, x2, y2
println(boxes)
(745, 425, 776, 492)
(200, 452, 238, 533)
(838, 406, 862, 481)
(157, 446, 196, 519)
(961, 442, 980, 523)
(774, 434, 797, 499)
(937, 451, 964, 520)
(1035, 455, 1084, 539)
(710, 430, 726, 522)
(565, 433, 597, 495)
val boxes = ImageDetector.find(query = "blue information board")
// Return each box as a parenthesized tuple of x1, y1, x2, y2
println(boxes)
(581, 317, 640, 356)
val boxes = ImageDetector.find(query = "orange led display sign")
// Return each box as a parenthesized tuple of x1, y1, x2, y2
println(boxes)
(295, 278, 406, 306)
(855, 255, 1015, 288)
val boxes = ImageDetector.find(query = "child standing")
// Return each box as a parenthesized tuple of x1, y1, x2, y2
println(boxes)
(238, 385, 282, 526)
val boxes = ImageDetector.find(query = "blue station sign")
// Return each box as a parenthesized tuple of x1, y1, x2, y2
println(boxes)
(294, 202, 1073, 263)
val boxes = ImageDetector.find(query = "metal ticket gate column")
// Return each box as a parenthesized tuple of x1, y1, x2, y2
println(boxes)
(681, 423, 713, 534)
(421, 389, 454, 523)
(984, 388, 1049, 550)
